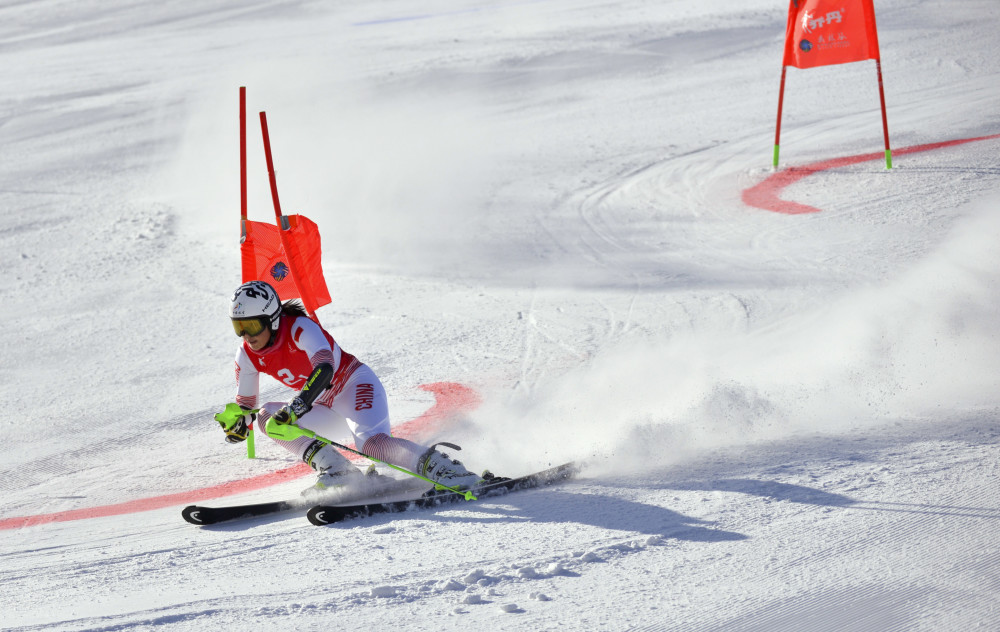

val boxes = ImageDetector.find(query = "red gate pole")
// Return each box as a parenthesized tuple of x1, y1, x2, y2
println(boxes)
(240, 87, 248, 233)
(875, 60, 892, 169)
(773, 66, 788, 169)
(258, 111, 285, 225)
(258, 111, 316, 319)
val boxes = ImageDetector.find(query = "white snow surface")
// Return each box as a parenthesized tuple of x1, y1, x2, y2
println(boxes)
(3, 1, 1000, 630)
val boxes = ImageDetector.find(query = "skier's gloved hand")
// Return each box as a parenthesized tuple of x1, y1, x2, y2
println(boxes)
(223, 415, 251, 443)
(214, 404, 255, 443)
(272, 397, 309, 425)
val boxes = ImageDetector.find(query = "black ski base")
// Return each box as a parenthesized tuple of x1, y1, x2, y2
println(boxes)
(306, 461, 579, 526)
(181, 475, 429, 525)
(182, 499, 299, 525)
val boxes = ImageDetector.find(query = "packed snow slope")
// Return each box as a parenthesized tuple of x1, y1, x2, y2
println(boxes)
(2, 0, 1000, 630)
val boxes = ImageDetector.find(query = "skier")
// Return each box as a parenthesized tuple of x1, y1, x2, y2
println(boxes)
(219, 280, 486, 493)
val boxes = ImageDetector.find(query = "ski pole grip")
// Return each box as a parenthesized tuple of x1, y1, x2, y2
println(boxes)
(215, 403, 259, 430)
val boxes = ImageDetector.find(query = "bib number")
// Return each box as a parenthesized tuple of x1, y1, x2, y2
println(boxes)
(277, 368, 309, 387)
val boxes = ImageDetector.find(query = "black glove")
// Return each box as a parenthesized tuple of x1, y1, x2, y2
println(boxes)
(216, 409, 255, 443)
(271, 397, 309, 425)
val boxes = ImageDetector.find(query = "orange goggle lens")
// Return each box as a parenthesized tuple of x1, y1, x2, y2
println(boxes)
(232, 318, 267, 337)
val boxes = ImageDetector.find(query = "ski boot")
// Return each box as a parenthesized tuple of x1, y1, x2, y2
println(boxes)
(301, 442, 367, 497)
(417, 442, 491, 492)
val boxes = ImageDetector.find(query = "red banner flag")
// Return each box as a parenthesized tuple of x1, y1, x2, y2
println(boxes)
(783, 0, 881, 69)
(240, 215, 331, 316)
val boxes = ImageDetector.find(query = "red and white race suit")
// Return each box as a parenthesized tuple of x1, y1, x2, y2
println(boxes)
(233, 315, 393, 455)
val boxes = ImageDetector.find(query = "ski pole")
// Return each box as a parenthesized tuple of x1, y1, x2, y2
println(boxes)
(264, 417, 478, 501)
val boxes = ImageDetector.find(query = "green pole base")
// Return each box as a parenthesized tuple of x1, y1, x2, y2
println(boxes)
(247, 427, 256, 459)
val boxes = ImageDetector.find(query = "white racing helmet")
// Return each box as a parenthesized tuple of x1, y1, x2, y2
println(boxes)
(230, 281, 281, 337)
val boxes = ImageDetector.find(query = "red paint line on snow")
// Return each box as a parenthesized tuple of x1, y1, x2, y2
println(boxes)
(0, 382, 481, 530)
(742, 133, 1000, 214)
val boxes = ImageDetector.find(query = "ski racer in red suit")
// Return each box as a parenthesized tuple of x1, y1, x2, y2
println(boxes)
(221, 280, 484, 492)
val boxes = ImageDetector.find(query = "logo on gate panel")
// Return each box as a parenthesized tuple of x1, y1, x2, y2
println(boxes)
(355, 384, 374, 411)
(270, 261, 290, 281)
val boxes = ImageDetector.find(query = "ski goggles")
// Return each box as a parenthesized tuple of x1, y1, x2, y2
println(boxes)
(232, 317, 268, 337)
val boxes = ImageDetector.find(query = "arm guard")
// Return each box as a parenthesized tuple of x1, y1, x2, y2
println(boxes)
(294, 362, 335, 412)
